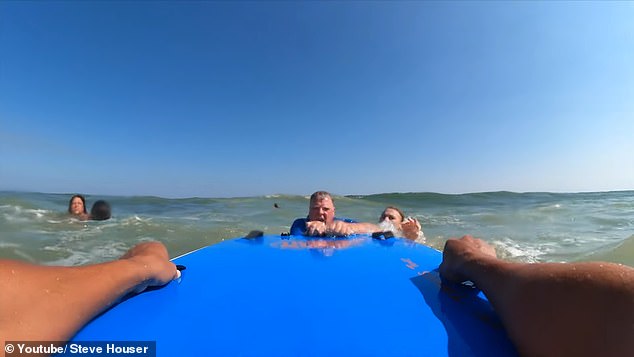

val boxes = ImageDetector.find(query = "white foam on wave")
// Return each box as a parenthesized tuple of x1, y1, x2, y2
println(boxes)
(43, 249, 92, 266)
(377, 221, 402, 238)
(13, 250, 37, 262)
(44, 240, 130, 266)
(1, 205, 55, 223)
(493, 238, 552, 263)
(535, 203, 565, 213)
(181, 216, 201, 221)
(27, 208, 48, 218)
(426, 215, 464, 226)
(0, 241, 39, 262)
(119, 215, 153, 226)
(1, 205, 28, 223)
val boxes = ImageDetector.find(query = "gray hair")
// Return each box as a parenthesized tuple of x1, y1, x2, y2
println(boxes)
(310, 191, 333, 204)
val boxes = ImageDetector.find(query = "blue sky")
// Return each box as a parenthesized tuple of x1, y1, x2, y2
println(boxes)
(1, 1, 633, 198)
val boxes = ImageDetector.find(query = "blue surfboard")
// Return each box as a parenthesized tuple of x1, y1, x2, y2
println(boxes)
(69, 234, 516, 356)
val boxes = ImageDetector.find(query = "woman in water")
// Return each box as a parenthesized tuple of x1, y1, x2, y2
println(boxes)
(68, 194, 89, 220)
(379, 206, 425, 243)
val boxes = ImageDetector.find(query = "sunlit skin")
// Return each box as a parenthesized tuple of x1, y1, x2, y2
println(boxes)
(308, 197, 335, 224)
(0, 242, 179, 346)
(306, 197, 336, 236)
(440, 235, 634, 357)
(305, 194, 379, 236)
(69, 197, 85, 216)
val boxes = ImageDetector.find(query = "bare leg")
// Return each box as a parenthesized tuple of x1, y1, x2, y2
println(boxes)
(440, 235, 634, 357)
(0, 242, 179, 348)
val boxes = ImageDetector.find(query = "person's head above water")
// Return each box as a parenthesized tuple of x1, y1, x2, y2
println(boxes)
(379, 206, 423, 242)
(379, 206, 406, 227)
(68, 194, 87, 216)
(308, 191, 335, 225)
(90, 200, 111, 221)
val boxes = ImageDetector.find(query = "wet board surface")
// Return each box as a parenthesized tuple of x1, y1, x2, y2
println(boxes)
(69, 235, 516, 356)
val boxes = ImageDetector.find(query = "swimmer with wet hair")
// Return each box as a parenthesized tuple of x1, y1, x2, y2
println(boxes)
(68, 194, 89, 220)
(379, 206, 425, 243)
(90, 200, 111, 221)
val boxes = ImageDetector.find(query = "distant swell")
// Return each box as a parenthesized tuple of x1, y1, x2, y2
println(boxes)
(1, 190, 633, 266)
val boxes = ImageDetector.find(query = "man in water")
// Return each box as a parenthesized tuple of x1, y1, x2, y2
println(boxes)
(290, 191, 379, 236)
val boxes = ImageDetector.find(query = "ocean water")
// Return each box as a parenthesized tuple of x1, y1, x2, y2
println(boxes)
(1, 191, 633, 267)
